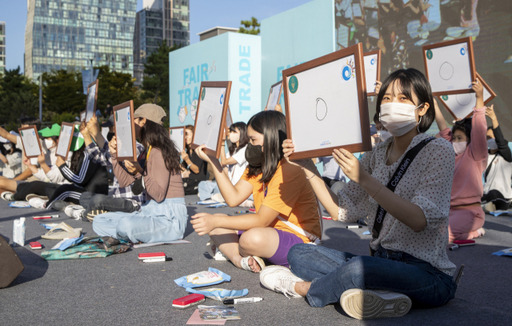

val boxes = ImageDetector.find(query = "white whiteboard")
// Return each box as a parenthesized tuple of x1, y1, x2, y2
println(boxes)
(364, 53, 379, 95)
(193, 87, 227, 154)
(56, 123, 74, 158)
(286, 54, 363, 155)
(170, 127, 185, 153)
(266, 81, 282, 111)
(19, 127, 41, 158)
(424, 40, 474, 94)
(85, 83, 97, 122)
(115, 105, 135, 160)
(439, 85, 492, 120)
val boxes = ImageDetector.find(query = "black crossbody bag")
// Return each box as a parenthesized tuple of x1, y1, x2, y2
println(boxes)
(370, 137, 434, 255)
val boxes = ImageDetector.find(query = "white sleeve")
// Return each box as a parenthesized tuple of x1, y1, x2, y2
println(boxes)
(231, 146, 247, 165)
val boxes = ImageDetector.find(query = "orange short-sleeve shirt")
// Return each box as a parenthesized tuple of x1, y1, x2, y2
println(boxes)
(242, 160, 321, 242)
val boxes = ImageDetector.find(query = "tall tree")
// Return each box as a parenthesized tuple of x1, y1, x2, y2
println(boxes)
(0, 67, 38, 129)
(141, 42, 180, 112)
(42, 69, 84, 115)
(239, 17, 260, 35)
(95, 65, 137, 116)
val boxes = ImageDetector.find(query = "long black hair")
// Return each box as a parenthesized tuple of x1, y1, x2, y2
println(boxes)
(140, 120, 182, 175)
(246, 111, 287, 183)
(228, 122, 249, 156)
(376, 68, 435, 133)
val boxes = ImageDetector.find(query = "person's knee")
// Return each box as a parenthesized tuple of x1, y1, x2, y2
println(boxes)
(239, 229, 267, 251)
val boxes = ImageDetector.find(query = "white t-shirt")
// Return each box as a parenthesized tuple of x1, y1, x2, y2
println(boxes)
(226, 146, 248, 185)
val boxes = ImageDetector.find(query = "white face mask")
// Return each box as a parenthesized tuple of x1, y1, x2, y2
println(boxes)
(379, 102, 421, 137)
(377, 130, 392, 142)
(4, 143, 12, 151)
(453, 141, 467, 156)
(487, 138, 498, 151)
(44, 138, 55, 149)
(229, 132, 240, 144)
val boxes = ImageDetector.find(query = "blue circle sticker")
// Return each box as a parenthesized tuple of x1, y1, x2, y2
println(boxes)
(201, 88, 206, 101)
(220, 94, 224, 105)
(342, 66, 351, 81)
(426, 49, 433, 60)
(460, 47, 466, 56)
(441, 95, 449, 101)
(370, 58, 375, 65)
(289, 76, 298, 94)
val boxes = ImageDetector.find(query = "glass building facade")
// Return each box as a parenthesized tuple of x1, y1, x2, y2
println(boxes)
(0, 22, 5, 75)
(25, 0, 137, 80)
(133, 0, 189, 85)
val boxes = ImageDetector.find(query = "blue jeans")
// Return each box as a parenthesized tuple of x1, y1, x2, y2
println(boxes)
(198, 180, 220, 201)
(92, 197, 188, 243)
(288, 244, 456, 308)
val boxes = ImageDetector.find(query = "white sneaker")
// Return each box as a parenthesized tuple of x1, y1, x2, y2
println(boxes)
(1, 191, 14, 201)
(64, 204, 84, 219)
(259, 265, 304, 298)
(340, 289, 412, 320)
(28, 197, 47, 209)
(213, 248, 228, 261)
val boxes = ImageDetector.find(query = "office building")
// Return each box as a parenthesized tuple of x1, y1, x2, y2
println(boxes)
(133, 0, 189, 85)
(0, 22, 5, 75)
(24, 0, 137, 80)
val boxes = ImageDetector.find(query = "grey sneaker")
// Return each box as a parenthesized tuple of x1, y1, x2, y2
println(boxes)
(1, 191, 14, 201)
(259, 265, 304, 298)
(340, 289, 412, 320)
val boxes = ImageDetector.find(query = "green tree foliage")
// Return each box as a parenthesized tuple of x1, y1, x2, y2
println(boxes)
(42, 69, 84, 117)
(141, 42, 180, 113)
(239, 17, 260, 35)
(0, 67, 38, 130)
(95, 65, 137, 117)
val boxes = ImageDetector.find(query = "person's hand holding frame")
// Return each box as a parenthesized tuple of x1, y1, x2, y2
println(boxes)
(113, 100, 137, 161)
(18, 125, 42, 158)
(423, 37, 476, 96)
(191, 81, 232, 159)
(265, 80, 283, 111)
(283, 42, 371, 160)
(169, 126, 185, 154)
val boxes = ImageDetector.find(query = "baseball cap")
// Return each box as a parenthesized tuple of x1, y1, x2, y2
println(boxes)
(133, 104, 167, 125)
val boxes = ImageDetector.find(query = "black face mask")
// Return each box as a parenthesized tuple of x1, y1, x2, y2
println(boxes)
(245, 143, 264, 168)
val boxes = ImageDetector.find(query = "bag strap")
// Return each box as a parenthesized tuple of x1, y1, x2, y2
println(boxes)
(371, 137, 434, 240)
(484, 154, 498, 182)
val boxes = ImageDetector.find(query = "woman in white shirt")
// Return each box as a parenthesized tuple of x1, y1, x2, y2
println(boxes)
(198, 122, 249, 204)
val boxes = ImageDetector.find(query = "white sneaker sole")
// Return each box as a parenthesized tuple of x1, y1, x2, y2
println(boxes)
(340, 289, 411, 320)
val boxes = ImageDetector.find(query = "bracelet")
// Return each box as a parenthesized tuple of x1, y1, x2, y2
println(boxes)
(370, 185, 384, 198)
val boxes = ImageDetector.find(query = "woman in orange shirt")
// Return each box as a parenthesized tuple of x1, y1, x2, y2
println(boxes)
(192, 111, 321, 273)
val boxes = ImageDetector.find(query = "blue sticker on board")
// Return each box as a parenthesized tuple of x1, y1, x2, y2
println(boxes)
(342, 66, 352, 81)
(220, 93, 224, 105)
(460, 47, 466, 56)
(370, 58, 375, 65)
(288, 76, 299, 94)
(127, 110, 130, 121)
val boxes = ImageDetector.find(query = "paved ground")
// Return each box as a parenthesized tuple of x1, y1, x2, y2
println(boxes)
(1, 195, 511, 325)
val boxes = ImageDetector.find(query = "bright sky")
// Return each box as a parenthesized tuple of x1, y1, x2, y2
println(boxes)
(0, 0, 312, 72)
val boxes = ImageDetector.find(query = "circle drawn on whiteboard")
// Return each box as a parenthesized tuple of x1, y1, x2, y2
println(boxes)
(207, 115, 213, 125)
(201, 88, 206, 101)
(316, 98, 328, 121)
(342, 66, 351, 81)
(455, 95, 472, 106)
(439, 62, 454, 81)
(289, 76, 298, 94)
(426, 49, 433, 60)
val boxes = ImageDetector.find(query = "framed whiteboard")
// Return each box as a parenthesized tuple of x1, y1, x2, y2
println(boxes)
(18, 126, 42, 158)
(337, 23, 350, 49)
(363, 50, 381, 96)
(265, 80, 283, 111)
(56, 122, 75, 159)
(191, 81, 232, 158)
(437, 72, 496, 120)
(283, 43, 371, 160)
(85, 80, 99, 122)
(423, 37, 476, 96)
(224, 106, 233, 138)
(113, 100, 137, 161)
(169, 126, 185, 154)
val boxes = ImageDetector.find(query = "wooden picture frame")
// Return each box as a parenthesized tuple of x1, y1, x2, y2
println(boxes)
(363, 0, 378, 9)
(352, 3, 363, 18)
(423, 37, 476, 96)
(282, 43, 371, 160)
(337, 23, 350, 49)
(265, 80, 283, 111)
(55, 122, 76, 159)
(364, 8, 380, 40)
(85, 80, 99, 122)
(169, 126, 185, 154)
(363, 50, 381, 96)
(224, 106, 233, 137)
(191, 81, 232, 158)
(18, 125, 42, 158)
(437, 72, 497, 120)
(113, 100, 137, 161)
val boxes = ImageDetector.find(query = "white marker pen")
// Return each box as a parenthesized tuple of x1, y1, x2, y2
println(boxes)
(223, 297, 263, 304)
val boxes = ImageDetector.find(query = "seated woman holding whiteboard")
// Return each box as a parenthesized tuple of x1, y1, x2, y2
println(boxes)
(93, 104, 188, 243)
(259, 69, 457, 320)
(198, 121, 250, 205)
(181, 125, 208, 195)
(192, 110, 321, 273)
(434, 79, 488, 242)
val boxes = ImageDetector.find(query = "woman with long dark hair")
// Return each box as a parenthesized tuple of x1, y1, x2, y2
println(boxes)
(192, 111, 321, 273)
(181, 125, 209, 195)
(93, 104, 188, 243)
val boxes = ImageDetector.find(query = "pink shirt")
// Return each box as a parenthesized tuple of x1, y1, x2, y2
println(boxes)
(439, 107, 488, 206)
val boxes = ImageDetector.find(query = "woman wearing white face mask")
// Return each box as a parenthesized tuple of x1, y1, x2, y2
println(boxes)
(434, 79, 487, 242)
(262, 69, 457, 320)
(0, 141, 22, 179)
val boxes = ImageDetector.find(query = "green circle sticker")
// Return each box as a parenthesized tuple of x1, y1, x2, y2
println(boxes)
(201, 88, 206, 101)
(441, 95, 448, 101)
(426, 49, 433, 60)
(289, 76, 298, 94)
